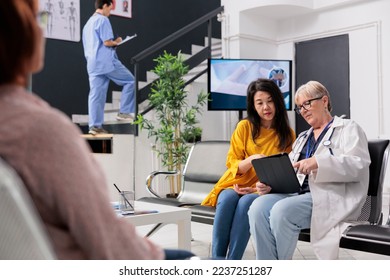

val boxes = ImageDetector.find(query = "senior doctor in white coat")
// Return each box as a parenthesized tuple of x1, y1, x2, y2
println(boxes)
(248, 80, 370, 259)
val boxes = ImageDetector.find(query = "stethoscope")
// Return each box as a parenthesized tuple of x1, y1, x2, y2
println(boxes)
(321, 115, 346, 155)
(291, 120, 337, 161)
(322, 127, 335, 155)
(291, 132, 309, 162)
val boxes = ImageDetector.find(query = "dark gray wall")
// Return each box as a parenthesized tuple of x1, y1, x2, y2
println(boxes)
(295, 34, 350, 134)
(32, 0, 221, 118)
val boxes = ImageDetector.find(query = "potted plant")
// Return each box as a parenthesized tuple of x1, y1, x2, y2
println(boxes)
(183, 126, 202, 143)
(135, 51, 208, 197)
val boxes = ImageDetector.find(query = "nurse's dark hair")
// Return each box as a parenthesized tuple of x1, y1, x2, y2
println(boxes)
(246, 78, 294, 151)
(0, 0, 38, 84)
(95, 0, 113, 9)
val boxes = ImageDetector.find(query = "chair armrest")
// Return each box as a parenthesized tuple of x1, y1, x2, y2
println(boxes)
(145, 170, 179, 198)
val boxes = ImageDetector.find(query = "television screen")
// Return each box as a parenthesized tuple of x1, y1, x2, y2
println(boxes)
(208, 58, 292, 111)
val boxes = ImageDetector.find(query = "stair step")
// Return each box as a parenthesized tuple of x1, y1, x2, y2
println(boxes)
(72, 112, 135, 126)
(192, 43, 221, 57)
(77, 122, 136, 135)
(204, 37, 221, 46)
(146, 71, 159, 83)
(191, 44, 204, 54)
(81, 134, 114, 154)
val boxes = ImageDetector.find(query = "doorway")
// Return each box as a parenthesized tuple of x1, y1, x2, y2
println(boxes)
(295, 34, 350, 134)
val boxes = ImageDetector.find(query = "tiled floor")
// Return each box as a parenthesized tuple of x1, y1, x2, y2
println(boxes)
(136, 191, 390, 260)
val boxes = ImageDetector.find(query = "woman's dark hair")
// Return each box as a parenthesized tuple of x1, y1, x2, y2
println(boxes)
(246, 78, 293, 151)
(95, 0, 113, 9)
(0, 0, 38, 85)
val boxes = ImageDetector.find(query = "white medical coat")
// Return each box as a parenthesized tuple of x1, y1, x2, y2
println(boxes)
(289, 116, 370, 259)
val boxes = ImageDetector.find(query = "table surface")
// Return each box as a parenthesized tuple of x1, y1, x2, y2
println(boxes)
(120, 201, 192, 250)
(120, 201, 191, 225)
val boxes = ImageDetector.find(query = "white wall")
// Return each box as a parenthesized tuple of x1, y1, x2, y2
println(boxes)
(220, 0, 390, 188)
(93, 135, 134, 201)
(94, 132, 164, 201)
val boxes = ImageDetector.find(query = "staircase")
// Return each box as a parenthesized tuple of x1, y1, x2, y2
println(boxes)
(72, 6, 224, 136)
(72, 37, 222, 135)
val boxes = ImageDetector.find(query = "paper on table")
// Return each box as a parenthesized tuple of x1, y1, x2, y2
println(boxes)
(117, 33, 137, 46)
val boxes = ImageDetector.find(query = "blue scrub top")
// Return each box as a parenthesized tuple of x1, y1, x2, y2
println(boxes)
(82, 13, 118, 75)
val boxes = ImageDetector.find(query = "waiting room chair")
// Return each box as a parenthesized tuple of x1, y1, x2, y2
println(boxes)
(0, 157, 56, 260)
(299, 139, 390, 242)
(339, 139, 390, 255)
(138, 141, 230, 234)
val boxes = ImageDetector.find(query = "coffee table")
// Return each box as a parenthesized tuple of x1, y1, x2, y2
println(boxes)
(121, 201, 191, 250)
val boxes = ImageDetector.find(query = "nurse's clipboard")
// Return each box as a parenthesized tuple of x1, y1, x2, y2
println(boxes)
(251, 153, 301, 193)
(117, 34, 137, 46)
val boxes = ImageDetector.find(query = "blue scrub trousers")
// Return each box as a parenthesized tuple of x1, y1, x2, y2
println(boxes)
(212, 189, 258, 259)
(88, 60, 135, 128)
(248, 192, 312, 259)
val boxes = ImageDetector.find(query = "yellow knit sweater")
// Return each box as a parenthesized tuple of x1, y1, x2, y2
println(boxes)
(201, 119, 295, 207)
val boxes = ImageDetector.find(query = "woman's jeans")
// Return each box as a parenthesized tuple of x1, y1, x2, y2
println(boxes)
(212, 189, 258, 259)
(248, 192, 312, 260)
(164, 249, 195, 260)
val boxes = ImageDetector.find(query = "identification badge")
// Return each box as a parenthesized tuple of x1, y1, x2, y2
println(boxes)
(296, 173, 306, 186)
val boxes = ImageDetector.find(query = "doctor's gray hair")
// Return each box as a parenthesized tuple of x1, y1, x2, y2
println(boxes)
(295, 81, 332, 112)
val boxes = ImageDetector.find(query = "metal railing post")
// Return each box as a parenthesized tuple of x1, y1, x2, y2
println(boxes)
(133, 62, 139, 136)
(207, 19, 212, 58)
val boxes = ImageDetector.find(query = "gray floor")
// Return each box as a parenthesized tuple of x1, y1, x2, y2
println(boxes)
(136, 192, 390, 260)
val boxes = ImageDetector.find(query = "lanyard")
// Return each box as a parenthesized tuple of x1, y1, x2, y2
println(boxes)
(305, 118, 334, 159)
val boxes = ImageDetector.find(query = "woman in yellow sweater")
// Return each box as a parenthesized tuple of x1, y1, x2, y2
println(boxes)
(202, 78, 295, 259)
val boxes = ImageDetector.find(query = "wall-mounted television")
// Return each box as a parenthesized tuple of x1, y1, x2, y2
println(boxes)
(208, 58, 293, 111)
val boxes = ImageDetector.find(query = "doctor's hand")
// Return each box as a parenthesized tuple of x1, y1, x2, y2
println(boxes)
(255, 181, 271, 195)
(233, 184, 256, 195)
(293, 157, 318, 175)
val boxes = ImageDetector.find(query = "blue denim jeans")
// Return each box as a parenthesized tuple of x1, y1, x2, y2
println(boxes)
(164, 249, 195, 260)
(88, 60, 135, 128)
(248, 192, 312, 259)
(212, 189, 258, 259)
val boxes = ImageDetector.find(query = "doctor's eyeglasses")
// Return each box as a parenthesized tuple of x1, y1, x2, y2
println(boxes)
(294, 96, 323, 115)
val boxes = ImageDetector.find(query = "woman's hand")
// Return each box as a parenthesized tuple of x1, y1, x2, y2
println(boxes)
(293, 157, 318, 175)
(237, 154, 266, 175)
(248, 154, 266, 163)
(233, 184, 256, 195)
(256, 181, 272, 195)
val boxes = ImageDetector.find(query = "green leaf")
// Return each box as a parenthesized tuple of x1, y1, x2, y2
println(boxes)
(137, 50, 206, 171)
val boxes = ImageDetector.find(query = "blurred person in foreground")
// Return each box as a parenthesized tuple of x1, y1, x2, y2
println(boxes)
(248, 81, 370, 259)
(0, 0, 192, 260)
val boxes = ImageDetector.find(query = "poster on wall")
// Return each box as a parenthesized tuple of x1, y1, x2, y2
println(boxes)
(39, 0, 80, 42)
(111, 0, 132, 18)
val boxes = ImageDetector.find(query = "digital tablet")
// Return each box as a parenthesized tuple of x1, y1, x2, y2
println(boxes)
(252, 153, 301, 193)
